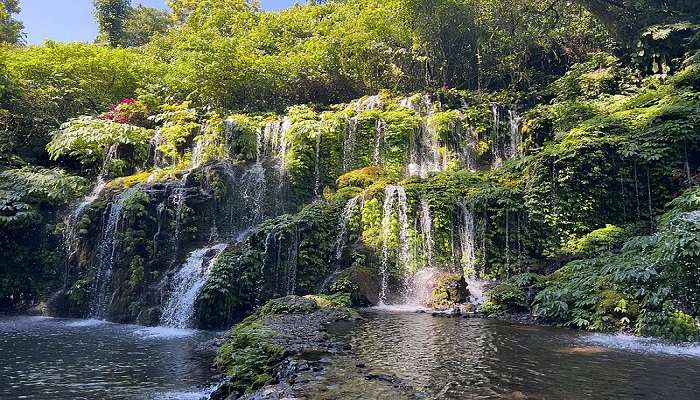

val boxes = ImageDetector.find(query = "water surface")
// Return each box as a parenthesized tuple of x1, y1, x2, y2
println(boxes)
(333, 311, 700, 400)
(0, 316, 218, 400)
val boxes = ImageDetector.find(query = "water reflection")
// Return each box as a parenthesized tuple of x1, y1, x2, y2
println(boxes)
(334, 312, 700, 400)
(0, 316, 217, 400)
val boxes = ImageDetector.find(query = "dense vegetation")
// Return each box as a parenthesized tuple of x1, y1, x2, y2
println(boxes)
(1, 0, 699, 343)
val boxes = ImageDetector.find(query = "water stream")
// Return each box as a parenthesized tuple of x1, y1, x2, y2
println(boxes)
(160, 243, 227, 328)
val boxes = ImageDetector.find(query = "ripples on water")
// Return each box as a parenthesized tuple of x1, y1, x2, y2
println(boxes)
(333, 311, 700, 400)
(0, 316, 218, 399)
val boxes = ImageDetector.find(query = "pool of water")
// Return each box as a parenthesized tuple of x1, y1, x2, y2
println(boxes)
(0, 316, 219, 400)
(333, 310, 700, 400)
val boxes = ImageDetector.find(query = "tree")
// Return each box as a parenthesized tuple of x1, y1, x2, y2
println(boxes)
(123, 5, 171, 47)
(572, 0, 700, 42)
(94, 0, 131, 47)
(0, 0, 24, 44)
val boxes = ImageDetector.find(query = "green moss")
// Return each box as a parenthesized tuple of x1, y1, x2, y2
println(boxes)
(429, 273, 467, 309)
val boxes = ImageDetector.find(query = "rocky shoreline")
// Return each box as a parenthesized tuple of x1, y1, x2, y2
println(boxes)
(209, 296, 421, 400)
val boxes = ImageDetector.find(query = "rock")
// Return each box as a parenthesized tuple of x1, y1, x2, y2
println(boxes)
(428, 273, 469, 310)
(323, 266, 380, 306)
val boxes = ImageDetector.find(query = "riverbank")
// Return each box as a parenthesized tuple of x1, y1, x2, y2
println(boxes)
(210, 295, 420, 400)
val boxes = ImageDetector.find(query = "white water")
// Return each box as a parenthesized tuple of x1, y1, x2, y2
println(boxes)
(313, 130, 322, 197)
(64, 178, 107, 262)
(491, 103, 522, 167)
(343, 117, 359, 171)
(373, 119, 386, 164)
(379, 184, 409, 304)
(160, 243, 227, 329)
(419, 198, 435, 269)
(581, 333, 700, 357)
(457, 201, 476, 273)
(354, 94, 384, 112)
(334, 196, 361, 261)
(90, 186, 139, 319)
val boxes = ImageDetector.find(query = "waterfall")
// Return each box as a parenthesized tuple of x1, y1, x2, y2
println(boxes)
(508, 109, 522, 159)
(90, 186, 139, 319)
(314, 132, 322, 197)
(238, 162, 266, 232)
(343, 117, 359, 171)
(491, 103, 503, 168)
(405, 267, 439, 307)
(457, 201, 476, 274)
(492, 104, 522, 167)
(160, 243, 227, 328)
(419, 198, 434, 269)
(408, 120, 441, 178)
(399, 94, 434, 116)
(374, 119, 386, 164)
(355, 94, 383, 112)
(145, 132, 166, 169)
(379, 184, 409, 304)
(64, 178, 107, 263)
(335, 195, 361, 262)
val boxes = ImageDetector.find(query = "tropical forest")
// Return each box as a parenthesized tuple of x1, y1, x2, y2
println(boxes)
(1, 0, 700, 399)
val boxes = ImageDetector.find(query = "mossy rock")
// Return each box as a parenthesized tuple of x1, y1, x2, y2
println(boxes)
(429, 273, 468, 310)
(325, 266, 380, 306)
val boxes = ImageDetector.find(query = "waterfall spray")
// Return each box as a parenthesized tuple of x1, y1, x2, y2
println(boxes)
(379, 185, 409, 304)
(160, 243, 227, 328)
(89, 186, 140, 319)
(419, 198, 435, 269)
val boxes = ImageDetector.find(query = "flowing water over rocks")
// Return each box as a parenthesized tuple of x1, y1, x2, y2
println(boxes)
(160, 243, 227, 328)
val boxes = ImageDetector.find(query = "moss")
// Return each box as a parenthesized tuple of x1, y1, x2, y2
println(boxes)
(337, 166, 386, 189)
(429, 273, 467, 309)
(564, 224, 627, 258)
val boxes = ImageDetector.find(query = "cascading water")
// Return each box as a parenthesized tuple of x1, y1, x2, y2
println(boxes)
(373, 119, 386, 165)
(313, 131, 322, 197)
(419, 198, 435, 269)
(334, 195, 362, 262)
(408, 120, 442, 178)
(355, 94, 383, 112)
(63, 143, 120, 265)
(491, 103, 522, 167)
(90, 186, 139, 319)
(457, 201, 476, 272)
(379, 184, 409, 304)
(491, 103, 503, 168)
(342, 117, 359, 171)
(64, 178, 107, 263)
(508, 109, 522, 159)
(160, 243, 227, 328)
(456, 200, 486, 304)
(237, 162, 267, 232)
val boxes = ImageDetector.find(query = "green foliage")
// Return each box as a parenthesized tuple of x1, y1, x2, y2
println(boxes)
(152, 102, 199, 163)
(533, 186, 700, 339)
(123, 5, 171, 47)
(486, 281, 528, 312)
(0, 0, 22, 44)
(94, 0, 131, 47)
(47, 116, 152, 170)
(429, 273, 466, 309)
(0, 167, 86, 227)
(1, 42, 162, 162)
(215, 317, 286, 396)
(564, 224, 627, 258)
